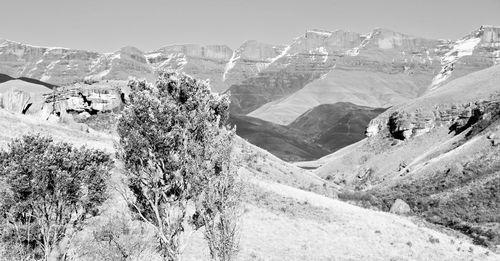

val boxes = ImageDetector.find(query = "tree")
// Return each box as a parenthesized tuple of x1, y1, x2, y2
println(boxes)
(0, 134, 113, 260)
(117, 72, 241, 261)
(193, 130, 242, 261)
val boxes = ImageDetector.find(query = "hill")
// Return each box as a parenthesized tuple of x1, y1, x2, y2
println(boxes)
(304, 65, 500, 248)
(289, 102, 386, 151)
(0, 73, 57, 89)
(229, 114, 330, 161)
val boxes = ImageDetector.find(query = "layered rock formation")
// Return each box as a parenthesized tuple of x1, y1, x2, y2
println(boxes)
(222, 40, 285, 86)
(146, 44, 233, 93)
(0, 40, 234, 93)
(41, 80, 128, 119)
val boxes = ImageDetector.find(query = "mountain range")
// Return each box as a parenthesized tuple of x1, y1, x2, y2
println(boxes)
(1, 25, 499, 160)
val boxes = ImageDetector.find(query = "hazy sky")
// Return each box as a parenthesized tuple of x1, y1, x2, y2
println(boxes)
(2, 0, 500, 52)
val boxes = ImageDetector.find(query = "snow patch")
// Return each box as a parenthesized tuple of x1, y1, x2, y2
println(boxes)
(40, 60, 60, 82)
(317, 47, 328, 62)
(494, 50, 500, 65)
(308, 29, 333, 37)
(430, 37, 481, 89)
(144, 52, 163, 60)
(222, 51, 240, 81)
(268, 45, 291, 65)
(346, 32, 373, 56)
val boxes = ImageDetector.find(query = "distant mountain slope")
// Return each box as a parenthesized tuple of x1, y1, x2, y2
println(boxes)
(248, 26, 500, 125)
(0, 73, 13, 83)
(289, 102, 386, 150)
(1, 26, 498, 124)
(0, 73, 57, 89)
(231, 102, 385, 161)
(229, 114, 330, 161)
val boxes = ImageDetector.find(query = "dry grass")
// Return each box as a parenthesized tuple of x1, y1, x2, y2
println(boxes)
(0, 110, 497, 260)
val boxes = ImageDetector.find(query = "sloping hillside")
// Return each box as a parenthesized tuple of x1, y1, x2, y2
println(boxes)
(290, 102, 386, 151)
(306, 65, 500, 248)
(231, 103, 385, 161)
(0, 109, 496, 260)
(229, 114, 330, 161)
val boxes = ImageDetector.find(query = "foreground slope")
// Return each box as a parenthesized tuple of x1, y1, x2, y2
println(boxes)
(0, 109, 496, 260)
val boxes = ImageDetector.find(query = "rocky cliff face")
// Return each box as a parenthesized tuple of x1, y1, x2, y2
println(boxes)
(222, 40, 285, 87)
(379, 101, 497, 140)
(0, 40, 235, 93)
(230, 29, 359, 114)
(146, 44, 233, 93)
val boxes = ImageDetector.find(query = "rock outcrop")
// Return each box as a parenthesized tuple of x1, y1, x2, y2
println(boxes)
(41, 80, 128, 119)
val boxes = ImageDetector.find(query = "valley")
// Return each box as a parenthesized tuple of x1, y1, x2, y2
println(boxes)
(0, 23, 499, 260)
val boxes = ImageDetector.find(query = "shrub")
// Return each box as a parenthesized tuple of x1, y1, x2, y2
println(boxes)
(0, 134, 113, 260)
(117, 72, 241, 261)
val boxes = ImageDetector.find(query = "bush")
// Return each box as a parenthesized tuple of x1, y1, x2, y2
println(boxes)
(117, 72, 241, 261)
(0, 134, 113, 260)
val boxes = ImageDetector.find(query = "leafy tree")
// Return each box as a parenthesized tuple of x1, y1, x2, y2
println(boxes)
(117, 72, 241, 261)
(0, 134, 113, 260)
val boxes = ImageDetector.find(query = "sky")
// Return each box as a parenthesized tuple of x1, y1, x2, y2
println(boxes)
(1, 0, 500, 53)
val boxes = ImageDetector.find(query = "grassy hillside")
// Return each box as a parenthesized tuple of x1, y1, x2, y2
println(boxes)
(229, 114, 330, 161)
(290, 102, 386, 151)
(231, 103, 384, 162)
(0, 109, 496, 260)
(309, 66, 500, 249)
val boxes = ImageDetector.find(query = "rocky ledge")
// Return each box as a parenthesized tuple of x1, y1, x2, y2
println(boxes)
(366, 97, 500, 140)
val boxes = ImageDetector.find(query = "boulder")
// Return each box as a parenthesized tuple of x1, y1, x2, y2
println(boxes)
(389, 199, 411, 215)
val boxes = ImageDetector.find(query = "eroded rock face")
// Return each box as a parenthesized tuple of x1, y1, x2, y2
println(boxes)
(369, 99, 500, 141)
(41, 80, 128, 119)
